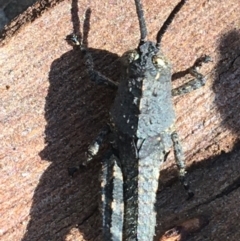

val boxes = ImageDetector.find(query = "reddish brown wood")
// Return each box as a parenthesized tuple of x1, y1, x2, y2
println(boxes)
(1, 0, 240, 240)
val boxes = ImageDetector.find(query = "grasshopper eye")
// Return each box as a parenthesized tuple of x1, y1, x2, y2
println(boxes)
(66, 34, 80, 46)
(152, 55, 167, 69)
(121, 50, 139, 66)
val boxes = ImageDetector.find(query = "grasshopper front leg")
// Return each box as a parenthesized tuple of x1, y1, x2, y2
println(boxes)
(67, 33, 118, 89)
(172, 55, 212, 96)
(66, 8, 118, 89)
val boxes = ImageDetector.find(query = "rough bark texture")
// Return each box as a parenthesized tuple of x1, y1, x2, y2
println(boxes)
(0, 0, 240, 240)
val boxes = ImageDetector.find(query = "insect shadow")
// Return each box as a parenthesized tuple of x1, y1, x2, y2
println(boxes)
(21, 3, 119, 241)
(213, 29, 240, 135)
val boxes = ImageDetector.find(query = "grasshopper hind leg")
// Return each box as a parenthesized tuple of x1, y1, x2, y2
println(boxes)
(101, 151, 123, 241)
(101, 151, 114, 241)
(171, 132, 194, 199)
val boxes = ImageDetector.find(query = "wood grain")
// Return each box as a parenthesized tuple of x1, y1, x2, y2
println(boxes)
(1, 0, 240, 240)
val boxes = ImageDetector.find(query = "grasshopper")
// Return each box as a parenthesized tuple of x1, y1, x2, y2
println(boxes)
(68, 0, 211, 240)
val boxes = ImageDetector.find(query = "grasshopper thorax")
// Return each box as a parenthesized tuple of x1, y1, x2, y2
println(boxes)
(111, 40, 172, 137)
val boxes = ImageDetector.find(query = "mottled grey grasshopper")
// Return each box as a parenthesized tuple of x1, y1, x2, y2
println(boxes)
(68, 0, 211, 240)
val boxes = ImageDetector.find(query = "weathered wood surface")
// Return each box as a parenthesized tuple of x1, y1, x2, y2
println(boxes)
(1, 0, 240, 240)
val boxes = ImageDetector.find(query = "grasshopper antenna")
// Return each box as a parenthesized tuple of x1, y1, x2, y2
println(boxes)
(134, 0, 148, 44)
(156, 0, 187, 48)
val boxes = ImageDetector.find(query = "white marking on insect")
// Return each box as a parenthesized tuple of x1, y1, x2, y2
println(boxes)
(88, 142, 99, 156)
(133, 97, 138, 105)
(155, 57, 167, 68)
(155, 72, 160, 80)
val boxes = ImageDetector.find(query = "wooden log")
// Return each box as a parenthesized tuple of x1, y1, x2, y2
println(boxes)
(1, 0, 240, 240)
